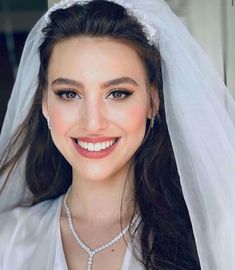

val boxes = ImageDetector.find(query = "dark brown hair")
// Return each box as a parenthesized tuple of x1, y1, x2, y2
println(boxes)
(0, 1, 201, 269)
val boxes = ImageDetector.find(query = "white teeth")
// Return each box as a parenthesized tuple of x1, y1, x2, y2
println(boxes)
(88, 143, 94, 151)
(101, 142, 106, 149)
(77, 139, 116, 152)
(94, 143, 102, 151)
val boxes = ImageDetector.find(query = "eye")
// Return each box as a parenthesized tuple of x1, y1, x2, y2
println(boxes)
(55, 90, 81, 100)
(106, 89, 133, 100)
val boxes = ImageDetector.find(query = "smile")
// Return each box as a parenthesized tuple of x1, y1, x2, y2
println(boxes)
(72, 137, 120, 159)
(76, 139, 117, 152)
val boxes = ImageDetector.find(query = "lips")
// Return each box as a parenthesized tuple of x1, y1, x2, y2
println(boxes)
(77, 139, 117, 151)
(72, 137, 120, 159)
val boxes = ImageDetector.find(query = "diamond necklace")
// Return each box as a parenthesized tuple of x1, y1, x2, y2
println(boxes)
(63, 187, 139, 270)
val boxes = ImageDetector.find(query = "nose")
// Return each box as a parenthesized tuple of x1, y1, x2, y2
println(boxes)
(79, 98, 108, 133)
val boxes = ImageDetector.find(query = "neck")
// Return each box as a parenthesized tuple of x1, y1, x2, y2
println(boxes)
(65, 165, 136, 225)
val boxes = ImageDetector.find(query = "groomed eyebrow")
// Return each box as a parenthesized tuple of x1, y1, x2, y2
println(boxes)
(102, 77, 139, 88)
(51, 76, 139, 88)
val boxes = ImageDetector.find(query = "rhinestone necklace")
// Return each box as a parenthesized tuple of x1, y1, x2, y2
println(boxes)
(63, 188, 139, 270)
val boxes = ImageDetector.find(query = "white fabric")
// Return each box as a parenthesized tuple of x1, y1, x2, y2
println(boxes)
(0, 196, 143, 270)
(0, 0, 235, 270)
(166, 0, 235, 97)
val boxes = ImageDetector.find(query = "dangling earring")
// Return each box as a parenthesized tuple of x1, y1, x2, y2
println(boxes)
(47, 118, 51, 130)
(150, 117, 155, 128)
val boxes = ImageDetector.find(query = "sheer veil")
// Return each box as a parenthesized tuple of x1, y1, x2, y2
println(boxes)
(0, 1, 235, 269)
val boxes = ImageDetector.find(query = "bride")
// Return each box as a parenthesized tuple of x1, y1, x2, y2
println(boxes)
(0, 0, 234, 269)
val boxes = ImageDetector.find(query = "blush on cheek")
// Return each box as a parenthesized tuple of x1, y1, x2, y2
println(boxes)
(48, 101, 79, 135)
(49, 112, 71, 136)
(129, 106, 147, 123)
(118, 105, 147, 132)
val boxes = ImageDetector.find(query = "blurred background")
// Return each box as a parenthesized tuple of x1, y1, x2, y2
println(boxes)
(0, 0, 234, 131)
(0, 0, 47, 131)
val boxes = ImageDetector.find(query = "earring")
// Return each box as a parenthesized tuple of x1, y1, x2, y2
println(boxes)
(47, 118, 51, 130)
(150, 117, 155, 128)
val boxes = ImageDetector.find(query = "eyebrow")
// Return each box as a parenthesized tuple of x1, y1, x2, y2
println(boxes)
(51, 76, 139, 88)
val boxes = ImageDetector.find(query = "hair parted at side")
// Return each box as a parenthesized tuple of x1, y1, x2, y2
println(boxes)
(0, 1, 201, 269)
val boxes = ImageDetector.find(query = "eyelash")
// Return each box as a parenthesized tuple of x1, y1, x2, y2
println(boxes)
(54, 89, 133, 101)
(107, 89, 133, 100)
(55, 89, 80, 100)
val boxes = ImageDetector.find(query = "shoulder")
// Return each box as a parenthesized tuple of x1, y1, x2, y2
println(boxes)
(0, 196, 63, 263)
(0, 196, 61, 230)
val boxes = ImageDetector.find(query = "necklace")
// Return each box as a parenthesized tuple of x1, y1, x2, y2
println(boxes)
(63, 188, 139, 270)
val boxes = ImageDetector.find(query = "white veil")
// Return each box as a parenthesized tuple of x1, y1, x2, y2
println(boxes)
(0, 0, 235, 269)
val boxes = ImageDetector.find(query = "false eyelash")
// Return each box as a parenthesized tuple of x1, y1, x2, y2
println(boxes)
(107, 89, 134, 100)
(54, 89, 134, 101)
(54, 89, 80, 100)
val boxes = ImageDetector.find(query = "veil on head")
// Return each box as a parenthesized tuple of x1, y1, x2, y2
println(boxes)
(1, 1, 235, 269)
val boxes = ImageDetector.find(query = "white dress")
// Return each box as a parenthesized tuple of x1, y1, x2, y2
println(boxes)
(0, 196, 144, 270)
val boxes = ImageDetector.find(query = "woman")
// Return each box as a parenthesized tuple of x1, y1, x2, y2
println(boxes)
(0, 0, 235, 269)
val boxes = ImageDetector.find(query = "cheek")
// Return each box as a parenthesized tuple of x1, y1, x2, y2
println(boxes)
(47, 100, 78, 136)
(112, 104, 148, 133)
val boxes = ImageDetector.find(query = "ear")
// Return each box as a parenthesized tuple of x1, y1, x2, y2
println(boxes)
(147, 86, 160, 119)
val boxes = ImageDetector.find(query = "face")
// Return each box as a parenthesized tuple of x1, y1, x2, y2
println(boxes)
(43, 37, 159, 183)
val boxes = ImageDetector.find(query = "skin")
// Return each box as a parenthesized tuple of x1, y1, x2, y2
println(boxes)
(42, 37, 159, 270)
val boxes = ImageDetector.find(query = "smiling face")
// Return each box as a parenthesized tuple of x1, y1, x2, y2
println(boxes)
(42, 37, 159, 183)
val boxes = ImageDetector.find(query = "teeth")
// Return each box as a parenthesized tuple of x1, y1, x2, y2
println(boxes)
(77, 139, 116, 152)
(101, 142, 106, 149)
(88, 143, 94, 151)
(94, 143, 102, 151)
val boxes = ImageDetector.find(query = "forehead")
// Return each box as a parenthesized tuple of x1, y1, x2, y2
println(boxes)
(48, 37, 147, 85)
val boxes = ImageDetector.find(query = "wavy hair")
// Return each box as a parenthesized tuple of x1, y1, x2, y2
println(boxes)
(0, 1, 201, 269)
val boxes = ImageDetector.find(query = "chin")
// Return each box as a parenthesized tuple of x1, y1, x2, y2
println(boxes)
(72, 164, 128, 185)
